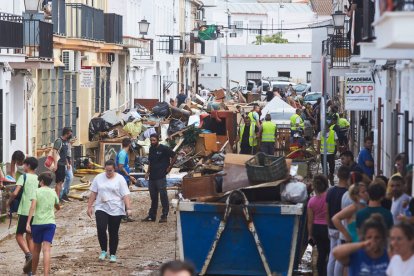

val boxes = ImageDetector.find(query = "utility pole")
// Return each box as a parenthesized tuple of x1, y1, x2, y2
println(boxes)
(225, 0, 230, 96)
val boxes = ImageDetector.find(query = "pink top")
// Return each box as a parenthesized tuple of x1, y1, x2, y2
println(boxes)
(307, 192, 328, 225)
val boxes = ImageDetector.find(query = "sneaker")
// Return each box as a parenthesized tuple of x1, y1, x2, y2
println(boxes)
(62, 194, 72, 202)
(141, 216, 156, 222)
(109, 255, 117, 263)
(159, 216, 168, 223)
(122, 216, 134, 223)
(98, 251, 107, 261)
(23, 253, 32, 273)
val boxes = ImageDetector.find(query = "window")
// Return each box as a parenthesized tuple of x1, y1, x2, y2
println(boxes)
(307, 71, 312, 83)
(249, 21, 262, 34)
(94, 67, 111, 113)
(234, 20, 243, 35)
(246, 71, 262, 85)
(278, 71, 291, 78)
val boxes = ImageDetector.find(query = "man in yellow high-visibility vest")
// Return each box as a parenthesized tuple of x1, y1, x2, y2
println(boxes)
(247, 104, 261, 128)
(235, 116, 259, 155)
(290, 109, 304, 137)
(317, 124, 339, 185)
(259, 114, 277, 155)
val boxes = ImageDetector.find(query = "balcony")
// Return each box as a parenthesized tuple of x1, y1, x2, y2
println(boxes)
(0, 13, 23, 52)
(104, 13, 123, 44)
(23, 16, 53, 60)
(374, 11, 414, 49)
(66, 3, 104, 41)
(129, 39, 153, 61)
(157, 35, 182, 54)
(52, 0, 66, 36)
(330, 32, 351, 69)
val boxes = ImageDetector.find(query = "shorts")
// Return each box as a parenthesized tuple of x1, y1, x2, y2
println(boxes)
(31, 224, 56, 244)
(16, 215, 33, 235)
(55, 164, 66, 183)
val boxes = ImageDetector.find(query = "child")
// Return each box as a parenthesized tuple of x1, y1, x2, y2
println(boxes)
(26, 172, 60, 276)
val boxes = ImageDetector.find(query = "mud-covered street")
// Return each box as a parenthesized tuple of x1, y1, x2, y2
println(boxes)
(0, 191, 177, 275)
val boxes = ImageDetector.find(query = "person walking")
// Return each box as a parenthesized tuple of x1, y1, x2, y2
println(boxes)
(116, 138, 136, 222)
(290, 109, 304, 137)
(61, 138, 75, 203)
(116, 138, 137, 187)
(52, 127, 73, 200)
(10, 150, 25, 181)
(326, 166, 351, 276)
(356, 182, 394, 230)
(7, 157, 39, 274)
(259, 114, 277, 155)
(26, 172, 60, 276)
(317, 124, 339, 185)
(387, 223, 414, 275)
(87, 160, 132, 263)
(235, 117, 259, 155)
(307, 174, 330, 276)
(389, 175, 411, 225)
(358, 136, 375, 179)
(334, 214, 389, 276)
(142, 134, 177, 223)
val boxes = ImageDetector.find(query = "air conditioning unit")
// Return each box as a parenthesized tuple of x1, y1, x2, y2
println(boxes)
(62, 50, 75, 71)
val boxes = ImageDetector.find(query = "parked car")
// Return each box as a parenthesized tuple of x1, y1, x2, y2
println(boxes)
(271, 81, 297, 93)
(303, 92, 327, 105)
(293, 83, 311, 96)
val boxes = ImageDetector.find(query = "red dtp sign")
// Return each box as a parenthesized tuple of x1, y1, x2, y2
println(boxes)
(345, 73, 375, 111)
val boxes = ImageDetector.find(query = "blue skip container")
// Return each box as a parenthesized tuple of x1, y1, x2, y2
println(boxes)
(174, 191, 305, 276)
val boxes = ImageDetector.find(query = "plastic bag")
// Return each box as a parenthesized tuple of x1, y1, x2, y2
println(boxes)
(167, 119, 186, 135)
(123, 121, 143, 137)
(152, 102, 170, 117)
(88, 117, 113, 141)
(281, 180, 308, 203)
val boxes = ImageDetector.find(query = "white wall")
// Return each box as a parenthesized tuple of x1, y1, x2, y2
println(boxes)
(310, 20, 330, 92)
(200, 43, 311, 89)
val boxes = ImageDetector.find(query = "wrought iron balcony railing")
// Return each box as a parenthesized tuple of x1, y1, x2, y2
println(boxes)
(104, 13, 123, 44)
(157, 35, 182, 54)
(23, 16, 53, 59)
(0, 13, 24, 53)
(66, 3, 104, 41)
(130, 39, 153, 60)
(329, 32, 351, 68)
(52, 0, 66, 36)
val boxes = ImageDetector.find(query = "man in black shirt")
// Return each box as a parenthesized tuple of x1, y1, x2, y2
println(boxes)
(52, 127, 72, 200)
(142, 134, 178, 223)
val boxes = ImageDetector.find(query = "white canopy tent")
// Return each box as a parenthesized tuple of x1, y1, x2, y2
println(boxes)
(260, 96, 297, 125)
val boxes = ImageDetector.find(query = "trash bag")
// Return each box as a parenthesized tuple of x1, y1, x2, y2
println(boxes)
(152, 101, 170, 117)
(281, 180, 308, 203)
(89, 117, 113, 141)
(167, 119, 186, 136)
(123, 121, 143, 137)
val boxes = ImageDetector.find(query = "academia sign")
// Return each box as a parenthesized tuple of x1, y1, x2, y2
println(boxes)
(345, 73, 375, 111)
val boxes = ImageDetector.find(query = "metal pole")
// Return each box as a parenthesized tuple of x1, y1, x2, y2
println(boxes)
(321, 56, 328, 175)
(225, 5, 230, 96)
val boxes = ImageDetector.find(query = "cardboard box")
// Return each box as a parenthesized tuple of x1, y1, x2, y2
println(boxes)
(182, 174, 218, 199)
(195, 133, 218, 156)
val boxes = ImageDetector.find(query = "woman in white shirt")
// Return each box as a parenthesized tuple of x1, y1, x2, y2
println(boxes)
(387, 222, 414, 276)
(87, 160, 132, 263)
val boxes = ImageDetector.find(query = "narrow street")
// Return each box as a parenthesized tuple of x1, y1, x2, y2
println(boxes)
(0, 191, 177, 275)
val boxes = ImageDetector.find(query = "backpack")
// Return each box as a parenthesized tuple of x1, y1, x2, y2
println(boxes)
(9, 174, 27, 214)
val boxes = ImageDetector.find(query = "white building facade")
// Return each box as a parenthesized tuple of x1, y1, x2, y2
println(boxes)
(200, 1, 317, 90)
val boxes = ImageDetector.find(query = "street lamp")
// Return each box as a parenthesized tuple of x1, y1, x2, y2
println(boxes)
(24, 0, 41, 12)
(332, 11, 346, 29)
(138, 19, 150, 37)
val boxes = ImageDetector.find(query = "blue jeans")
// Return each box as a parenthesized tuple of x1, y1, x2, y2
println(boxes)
(61, 166, 73, 198)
